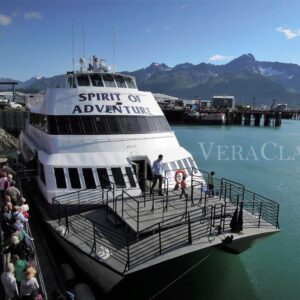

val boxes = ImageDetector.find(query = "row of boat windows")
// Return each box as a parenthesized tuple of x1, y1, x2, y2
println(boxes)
(30, 114, 171, 135)
(39, 164, 137, 190)
(38, 158, 198, 191)
(163, 157, 198, 176)
(68, 74, 137, 89)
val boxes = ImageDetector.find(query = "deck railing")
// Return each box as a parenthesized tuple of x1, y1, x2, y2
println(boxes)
(50, 167, 280, 272)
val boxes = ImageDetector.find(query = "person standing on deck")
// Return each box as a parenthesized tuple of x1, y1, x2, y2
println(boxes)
(208, 171, 215, 197)
(150, 154, 164, 196)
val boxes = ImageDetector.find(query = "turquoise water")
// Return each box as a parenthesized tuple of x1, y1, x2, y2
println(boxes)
(170, 120, 300, 300)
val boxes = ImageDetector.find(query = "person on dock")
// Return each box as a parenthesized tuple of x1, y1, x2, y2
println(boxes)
(4, 174, 15, 194)
(0, 170, 7, 201)
(208, 171, 215, 197)
(12, 255, 28, 291)
(150, 154, 164, 196)
(1, 262, 19, 300)
(7, 183, 21, 206)
(20, 266, 39, 300)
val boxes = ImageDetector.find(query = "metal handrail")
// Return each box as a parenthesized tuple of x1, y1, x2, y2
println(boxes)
(11, 167, 49, 299)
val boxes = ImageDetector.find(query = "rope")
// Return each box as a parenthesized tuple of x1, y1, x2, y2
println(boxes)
(149, 253, 212, 300)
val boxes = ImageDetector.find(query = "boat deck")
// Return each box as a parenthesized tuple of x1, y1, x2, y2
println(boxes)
(49, 187, 277, 273)
(106, 187, 270, 233)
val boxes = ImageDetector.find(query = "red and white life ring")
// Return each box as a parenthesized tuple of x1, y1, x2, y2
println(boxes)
(175, 169, 187, 184)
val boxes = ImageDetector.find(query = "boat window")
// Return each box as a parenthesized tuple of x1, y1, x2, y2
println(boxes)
(42, 116, 171, 135)
(57, 116, 70, 134)
(125, 167, 136, 188)
(82, 168, 96, 189)
(81, 117, 95, 134)
(102, 74, 116, 87)
(147, 117, 159, 132)
(39, 162, 46, 185)
(90, 74, 104, 87)
(68, 77, 76, 88)
(125, 77, 136, 89)
(170, 161, 178, 171)
(94, 116, 108, 134)
(97, 168, 111, 189)
(156, 117, 170, 131)
(68, 168, 81, 189)
(76, 75, 91, 86)
(106, 117, 120, 133)
(118, 116, 139, 133)
(114, 75, 127, 88)
(177, 160, 185, 171)
(187, 158, 198, 173)
(111, 168, 126, 188)
(69, 117, 83, 134)
(54, 168, 67, 189)
(182, 158, 192, 175)
(137, 117, 150, 133)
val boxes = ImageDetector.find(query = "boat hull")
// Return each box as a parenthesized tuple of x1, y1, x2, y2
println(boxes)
(47, 221, 124, 293)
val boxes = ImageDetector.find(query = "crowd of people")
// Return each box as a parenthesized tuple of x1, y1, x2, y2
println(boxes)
(0, 167, 40, 300)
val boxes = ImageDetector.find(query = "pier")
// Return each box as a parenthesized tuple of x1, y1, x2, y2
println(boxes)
(162, 109, 283, 127)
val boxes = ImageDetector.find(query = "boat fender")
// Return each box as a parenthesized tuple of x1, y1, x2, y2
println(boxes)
(60, 263, 76, 286)
(96, 246, 111, 260)
(73, 283, 96, 300)
(175, 169, 187, 185)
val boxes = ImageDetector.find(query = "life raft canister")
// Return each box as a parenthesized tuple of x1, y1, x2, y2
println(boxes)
(175, 169, 187, 185)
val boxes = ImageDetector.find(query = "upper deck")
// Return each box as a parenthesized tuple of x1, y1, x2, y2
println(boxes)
(26, 56, 164, 119)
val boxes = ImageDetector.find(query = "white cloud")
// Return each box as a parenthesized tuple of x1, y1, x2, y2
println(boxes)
(209, 54, 233, 62)
(0, 13, 12, 26)
(24, 11, 42, 20)
(276, 27, 300, 40)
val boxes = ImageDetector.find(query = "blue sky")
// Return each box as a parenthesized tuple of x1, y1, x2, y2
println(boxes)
(1, 0, 300, 81)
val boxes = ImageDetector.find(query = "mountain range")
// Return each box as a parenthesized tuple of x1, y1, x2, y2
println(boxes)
(1, 54, 300, 106)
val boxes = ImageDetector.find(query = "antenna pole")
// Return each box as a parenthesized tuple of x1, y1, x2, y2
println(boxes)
(113, 25, 115, 72)
(82, 19, 85, 58)
(72, 20, 75, 72)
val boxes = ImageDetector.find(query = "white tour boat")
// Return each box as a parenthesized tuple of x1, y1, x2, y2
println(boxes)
(19, 56, 280, 293)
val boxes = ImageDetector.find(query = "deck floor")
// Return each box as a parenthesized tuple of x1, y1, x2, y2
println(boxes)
(106, 188, 264, 233)
(48, 187, 275, 273)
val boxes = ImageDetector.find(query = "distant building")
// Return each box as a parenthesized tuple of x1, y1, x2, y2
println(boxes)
(200, 100, 212, 108)
(212, 96, 235, 110)
(153, 93, 184, 110)
(183, 99, 212, 111)
(276, 103, 288, 111)
(153, 93, 179, 103)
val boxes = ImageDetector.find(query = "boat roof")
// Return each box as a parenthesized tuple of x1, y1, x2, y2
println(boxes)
(67, 71, 136, 80)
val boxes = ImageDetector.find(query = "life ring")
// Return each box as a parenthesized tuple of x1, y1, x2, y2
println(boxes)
(175, 169, 187, 184)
